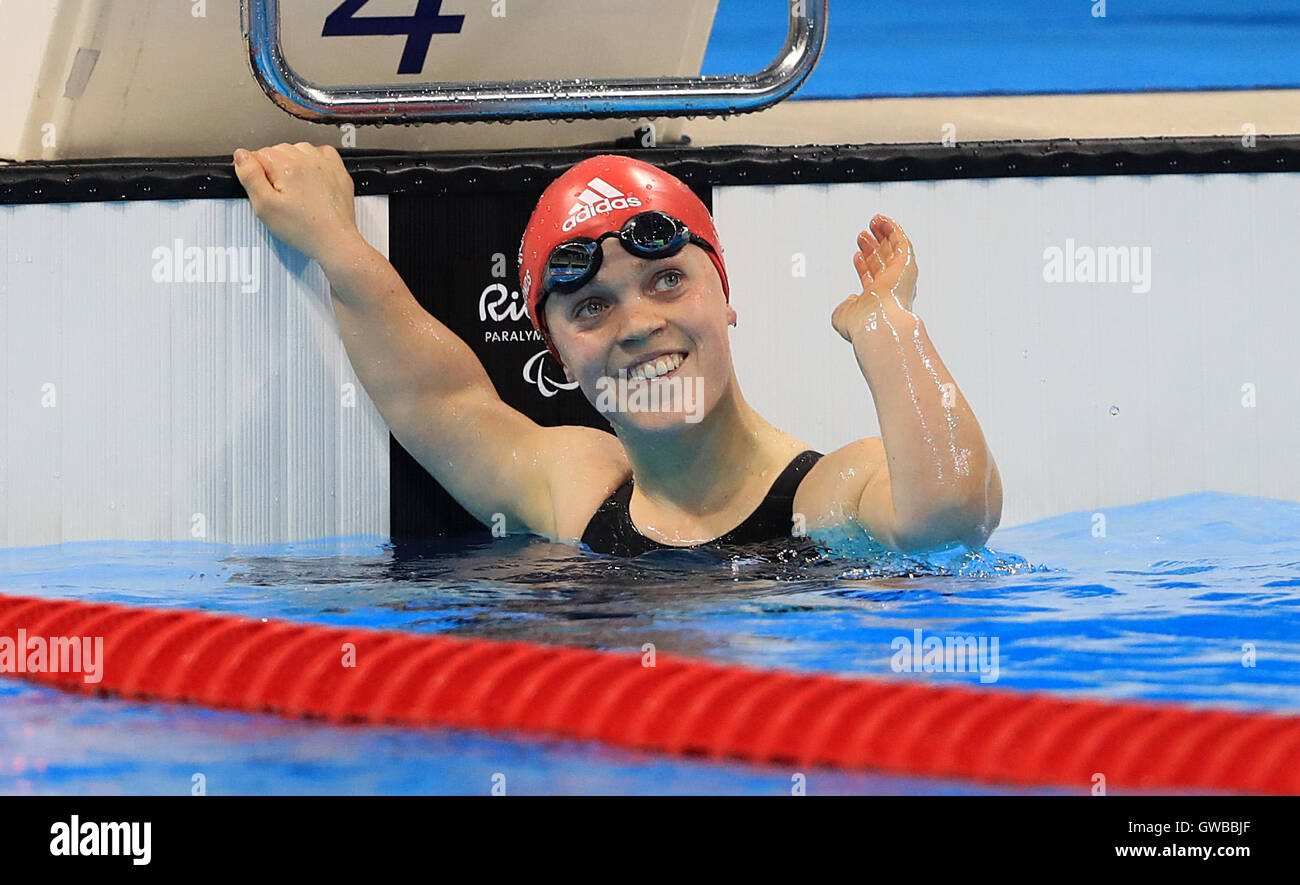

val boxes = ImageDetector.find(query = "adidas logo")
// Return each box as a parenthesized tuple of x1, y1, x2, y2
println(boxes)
(561, 177, 642, 232)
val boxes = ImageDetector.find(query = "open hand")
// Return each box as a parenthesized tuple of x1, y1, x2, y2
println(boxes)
(232, 142, 360, 263)
(831, 215, 919, 342)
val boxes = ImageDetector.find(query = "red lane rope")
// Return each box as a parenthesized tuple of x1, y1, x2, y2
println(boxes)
(2, 593, 1297, 793)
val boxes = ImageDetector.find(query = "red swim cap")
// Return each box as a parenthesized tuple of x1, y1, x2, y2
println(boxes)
(519, 155, 730, 366)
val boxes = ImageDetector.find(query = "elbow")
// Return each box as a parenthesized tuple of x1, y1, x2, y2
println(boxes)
(888, 478, 1003, 553)
(887, 510, 991, 553)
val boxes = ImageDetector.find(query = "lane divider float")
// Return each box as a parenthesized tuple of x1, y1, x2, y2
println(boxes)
(2, 593, 1296, 793)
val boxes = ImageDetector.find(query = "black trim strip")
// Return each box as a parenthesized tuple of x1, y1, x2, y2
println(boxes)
(3, 136, 1299, 205)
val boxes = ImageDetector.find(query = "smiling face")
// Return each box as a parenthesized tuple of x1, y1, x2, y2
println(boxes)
(544, 239, 737, 433)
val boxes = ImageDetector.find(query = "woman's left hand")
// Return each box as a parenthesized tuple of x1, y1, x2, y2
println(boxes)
(832, 214, 919, 342)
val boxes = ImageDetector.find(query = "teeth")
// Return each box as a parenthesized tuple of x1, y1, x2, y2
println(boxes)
(628, 352, 683, 382)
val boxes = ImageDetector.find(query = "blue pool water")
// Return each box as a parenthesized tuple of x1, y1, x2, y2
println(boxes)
(704, 0, 1300, 97)
(1, 491, 1297, 795)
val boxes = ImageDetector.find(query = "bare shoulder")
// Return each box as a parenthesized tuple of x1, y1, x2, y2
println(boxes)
(793, 437, 887, 531)
(534, 425, 631, 541)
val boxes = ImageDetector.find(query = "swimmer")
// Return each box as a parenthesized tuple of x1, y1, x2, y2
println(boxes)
(232, 143, 1001, 556)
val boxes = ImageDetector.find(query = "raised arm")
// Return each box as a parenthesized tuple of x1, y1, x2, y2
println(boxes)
(231, 142, 604, 537)
(799, 215, 1002, 551)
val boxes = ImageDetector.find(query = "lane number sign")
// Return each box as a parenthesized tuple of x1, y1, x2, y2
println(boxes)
(323, 0, 466, 75)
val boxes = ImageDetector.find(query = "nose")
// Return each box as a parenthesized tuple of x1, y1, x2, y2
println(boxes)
(615, 293, 666, 345)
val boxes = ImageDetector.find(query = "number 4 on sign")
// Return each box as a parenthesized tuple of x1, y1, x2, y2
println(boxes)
(324, 0, 465, 76)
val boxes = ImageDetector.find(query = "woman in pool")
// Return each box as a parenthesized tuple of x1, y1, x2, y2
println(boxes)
(233, 143, 1001, 556)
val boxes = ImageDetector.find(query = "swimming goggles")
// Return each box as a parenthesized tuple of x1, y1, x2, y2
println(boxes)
(543, 210, 717, 295)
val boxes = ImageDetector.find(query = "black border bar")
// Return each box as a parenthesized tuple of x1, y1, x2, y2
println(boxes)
(2, 795, 1284, 870)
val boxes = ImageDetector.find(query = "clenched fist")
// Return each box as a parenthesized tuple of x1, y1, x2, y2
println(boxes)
(233, 142, 360, 263)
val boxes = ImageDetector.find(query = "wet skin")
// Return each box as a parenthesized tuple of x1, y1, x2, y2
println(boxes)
(233, 142, 1002, 552)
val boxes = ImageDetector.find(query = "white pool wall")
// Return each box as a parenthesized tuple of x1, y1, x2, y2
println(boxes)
(3, 171, 1298, 547)
(716, 173, 1300, 528)
(0, 195, 390, 547)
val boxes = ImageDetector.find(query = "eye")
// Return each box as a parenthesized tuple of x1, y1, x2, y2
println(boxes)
(574, 298, 605, 319)
(654, 269, 684, 291)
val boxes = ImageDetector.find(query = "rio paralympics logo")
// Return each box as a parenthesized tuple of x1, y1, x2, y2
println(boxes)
(478, 278, 576, 398)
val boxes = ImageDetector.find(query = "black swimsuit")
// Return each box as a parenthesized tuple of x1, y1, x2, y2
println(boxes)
(580, 450, 824, 556)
